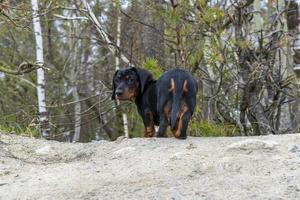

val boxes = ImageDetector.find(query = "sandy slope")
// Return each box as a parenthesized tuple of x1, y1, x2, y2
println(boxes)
(0, 133, 300, 200)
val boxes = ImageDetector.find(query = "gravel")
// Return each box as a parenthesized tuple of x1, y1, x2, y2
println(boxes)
(0, 133, 300, 200)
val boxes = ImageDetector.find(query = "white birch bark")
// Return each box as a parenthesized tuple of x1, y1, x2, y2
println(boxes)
(31, 0, 50, 138)
(201, 36, 215, 121)
(114, 2, 129, 137)
(72, 85, 81, 141)
(71, 46, 81, 142)
(68, 13, 81, 142)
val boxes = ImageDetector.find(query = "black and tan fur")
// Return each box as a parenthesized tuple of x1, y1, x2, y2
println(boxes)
(112, 67, 197, 139)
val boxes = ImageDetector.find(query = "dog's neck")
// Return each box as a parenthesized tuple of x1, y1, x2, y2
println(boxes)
(134, 80, 159, 126)
(135, 80, 157, 106)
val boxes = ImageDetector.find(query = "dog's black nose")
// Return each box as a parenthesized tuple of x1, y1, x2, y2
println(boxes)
(116, 89, 123, 96)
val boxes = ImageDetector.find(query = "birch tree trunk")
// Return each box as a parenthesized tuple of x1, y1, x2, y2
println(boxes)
(62, 12, 82, 142)
(201, 36, 215, 122)
(31, 0, 50, 138)
(71, 26, 81, 142)
(275, 0, 292, 132)
(286, 0, 300, 131)
(115, 2, 129, 138)
(72, 84, 81, 141)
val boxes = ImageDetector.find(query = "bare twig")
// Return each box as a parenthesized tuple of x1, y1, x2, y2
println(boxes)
(53, 14, 88, 20)
(82, 0, 131, 65)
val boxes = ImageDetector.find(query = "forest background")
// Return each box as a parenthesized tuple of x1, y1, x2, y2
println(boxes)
(1, 0, 300, 142)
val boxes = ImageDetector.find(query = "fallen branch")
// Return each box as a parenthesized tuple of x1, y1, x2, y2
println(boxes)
(0, 61, 46, 75)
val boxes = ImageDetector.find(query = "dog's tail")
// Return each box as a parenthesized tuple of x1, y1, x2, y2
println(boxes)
(170, 78, 187, 130)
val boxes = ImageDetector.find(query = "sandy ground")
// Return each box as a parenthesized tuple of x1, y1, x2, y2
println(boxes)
(0, 133, 300, 200)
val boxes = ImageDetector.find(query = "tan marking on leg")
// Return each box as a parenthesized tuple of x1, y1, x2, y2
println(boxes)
(144, 126, 155, 137)
(183, 80, 188, 93)
(158, 101, 171, 137)
(144, 112, 155, 137)
(164, 101, 172, 121)
(172, 104, 189, 138)
(169, 78, 175, 92)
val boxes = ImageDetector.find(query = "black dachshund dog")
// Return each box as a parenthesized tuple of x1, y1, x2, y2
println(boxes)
(112, 67, 197, 139)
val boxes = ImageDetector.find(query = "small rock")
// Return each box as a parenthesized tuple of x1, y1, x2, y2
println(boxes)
(35, 145, 54, 155)
(114, 136, 128, 144)
(113, 147, 136, 157)
(171, 191, 182, 200)
(0, 182, 8, 186)
(170, 156, 177, 161)
(0, 170, 10, 176)
(226, 139, 278, 154)
(186, 143, 197, 150)
(170, 152, 187, 161)
(288, 145, 298, 153)
(287, 185, 299, 192)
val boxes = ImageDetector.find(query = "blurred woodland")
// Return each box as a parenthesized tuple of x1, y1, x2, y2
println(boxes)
(1, 0, 300, 142)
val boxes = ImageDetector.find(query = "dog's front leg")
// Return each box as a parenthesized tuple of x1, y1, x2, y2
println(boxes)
(143, 112, 155, 137)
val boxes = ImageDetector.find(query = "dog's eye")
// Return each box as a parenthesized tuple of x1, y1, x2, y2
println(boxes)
(128, 78, 134, 83)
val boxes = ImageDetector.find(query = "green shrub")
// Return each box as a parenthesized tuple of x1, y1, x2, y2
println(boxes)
(0, 124, 39, 137)
(141, 57, 163, 79)
(126, 104, 145, 138)
(189, 120, 239, 137)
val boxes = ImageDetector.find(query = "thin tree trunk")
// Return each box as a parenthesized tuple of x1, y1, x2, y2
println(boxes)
(71, 56, 81, 142)
(275, 0, 292, 133)
(115, 2, 129, 138)
(286, 0, 300, 131)
(31, 0, 50, 138)
(72, 86, 81, 141)
(70, 15, 81, 142)
(201, 68, 215, 121)
(235, 1, 272, 135)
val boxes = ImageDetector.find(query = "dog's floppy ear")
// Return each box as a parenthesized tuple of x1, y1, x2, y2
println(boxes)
(111, 70, 119, 100)
(131, 67, 154, 94)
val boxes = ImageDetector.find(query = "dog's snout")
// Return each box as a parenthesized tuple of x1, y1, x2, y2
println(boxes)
(116, 89, 123, 96)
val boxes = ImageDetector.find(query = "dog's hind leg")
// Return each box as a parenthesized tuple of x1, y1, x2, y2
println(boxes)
(173, 95, 196, 139)
(172, 103, 190, 139)
(157, 96, 171, 137)
(175, 111, 191, 139)
(157, 115, 168, 137)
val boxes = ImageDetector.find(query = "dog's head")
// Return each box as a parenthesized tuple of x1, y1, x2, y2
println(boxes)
(111, 67, 153, 101)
